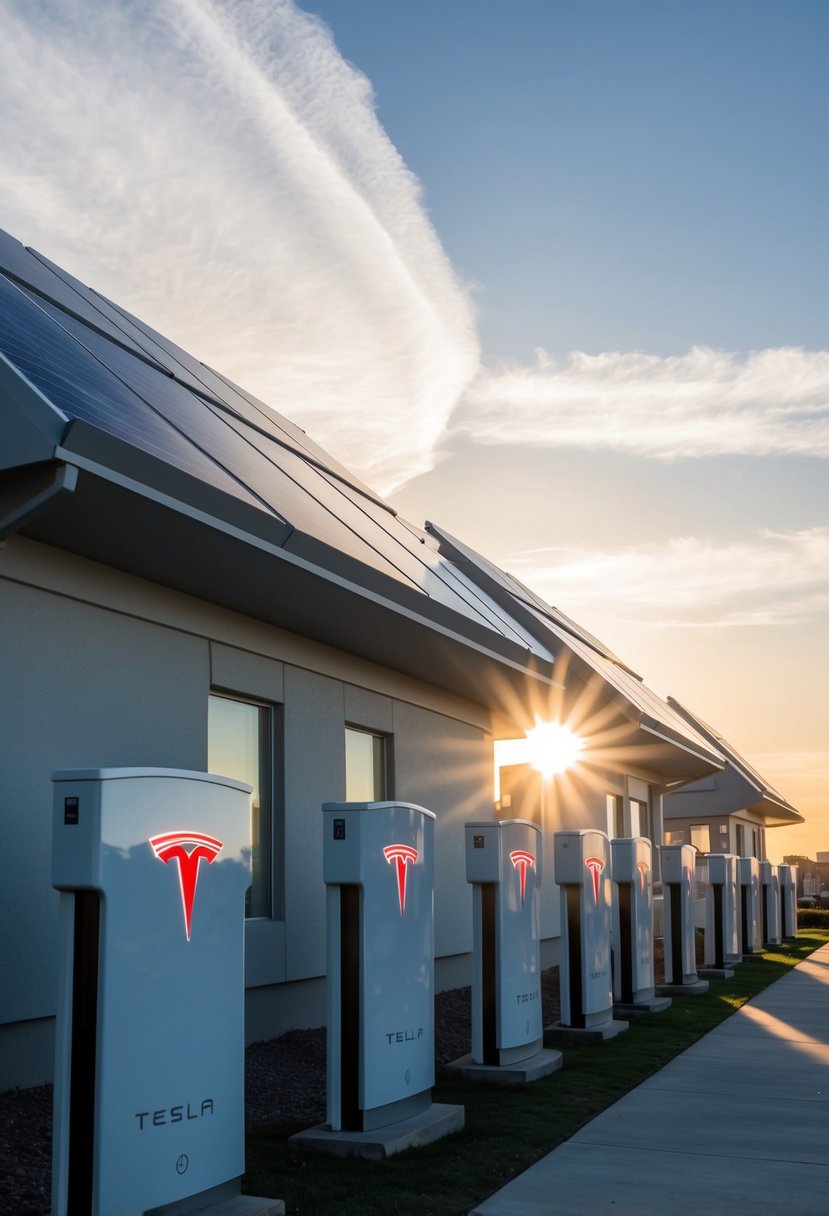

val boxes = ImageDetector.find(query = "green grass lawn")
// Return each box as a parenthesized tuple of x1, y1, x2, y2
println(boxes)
(244, 929, 829, 1216)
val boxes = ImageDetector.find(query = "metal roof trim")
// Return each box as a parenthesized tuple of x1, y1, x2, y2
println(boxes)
(637, 716, 726, 772)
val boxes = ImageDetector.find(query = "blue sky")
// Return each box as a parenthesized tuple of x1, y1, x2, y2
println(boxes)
(0, 0, 826, 854)
(313, 0, 828, 358)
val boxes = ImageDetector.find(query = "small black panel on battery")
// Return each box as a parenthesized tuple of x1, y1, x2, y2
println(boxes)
(473, 834, 485, 849)
(64, 797, 80, 826)
(333, 819, 346, 840)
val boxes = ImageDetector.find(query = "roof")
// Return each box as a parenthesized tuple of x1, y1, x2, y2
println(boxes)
(0, 225, 723, 778)
(428, 525, 725, 778)
(0, 227, 558, 709)
(665, 697, 802, 826)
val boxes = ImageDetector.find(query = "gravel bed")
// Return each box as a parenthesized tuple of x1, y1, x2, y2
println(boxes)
(0, 969, 560, 1215)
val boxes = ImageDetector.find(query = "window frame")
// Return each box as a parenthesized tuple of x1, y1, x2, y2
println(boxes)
(208, 689, 280, 922)
(344, 724, 393, 803)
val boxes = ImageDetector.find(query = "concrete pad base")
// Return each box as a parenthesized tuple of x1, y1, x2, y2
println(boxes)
(613, 996, 672, 1016)
(149, 1183, 284, 1216)
(204, 1201, 285, 1216)
(287, 1103, 465, 1161)
(445, 1048, 563, 1085)
(699, 966, 735, 980)
(544, 1019, 628, 1047)
(656, 979, 709, 997)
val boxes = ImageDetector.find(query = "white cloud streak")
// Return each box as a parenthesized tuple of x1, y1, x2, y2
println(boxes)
(0, 0, 479, 495)
(507, 527, 829, 627)
(458, 346, 829, 460)
(2, 3, 828, 496)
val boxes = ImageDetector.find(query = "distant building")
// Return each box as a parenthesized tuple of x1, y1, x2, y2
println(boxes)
(663, 699, 803, 859)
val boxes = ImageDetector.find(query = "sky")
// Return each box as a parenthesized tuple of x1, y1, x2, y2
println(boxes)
(0, 0, 826, 859)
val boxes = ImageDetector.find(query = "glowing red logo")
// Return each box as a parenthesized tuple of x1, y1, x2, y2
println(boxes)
(509, 850, 535, 905)
(149, 831, 223, 941)
(636, 860, 649, 894)
(383, 843, 418, 915)
(585, 856, 605, 905)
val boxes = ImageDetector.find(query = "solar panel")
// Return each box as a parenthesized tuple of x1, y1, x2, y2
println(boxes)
(96, 288, 386, 502)
(427, 523, 636, 672)
(13, 285, 434, 588)
(0, 232, 171, 372)
(0, 274, 271, 513)
(1, 229, 392, 512)
(0, 229, 573, 651)
(306, 467, 546, 649)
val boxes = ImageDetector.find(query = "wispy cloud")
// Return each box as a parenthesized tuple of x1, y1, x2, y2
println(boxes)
(0, 0, 479, 495)
(3, 4, 828, 497)
(458, 346, 829, 459)
(507, 527, 829, 627)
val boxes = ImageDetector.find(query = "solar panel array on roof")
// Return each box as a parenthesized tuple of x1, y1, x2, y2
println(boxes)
(422, 522, 722, 759)
(0, 228, 553, 660)
(520, 603, 720, 756)
(426, 522, 637, 674)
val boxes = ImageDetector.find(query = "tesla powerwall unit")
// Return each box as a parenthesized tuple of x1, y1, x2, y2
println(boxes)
(464, 819, 542, 1065)
(322, 801, 437, 1133)
(555, 830, 612, 1029)
(738, 856, 762, 955)
(778, 864, 797, 940)
(661, 844, 699, 986)
(611, 837, 655, 1006)
(703, 854, 741, 969)
(51, 768, 252, 1216)
(761, 861, 781, 946)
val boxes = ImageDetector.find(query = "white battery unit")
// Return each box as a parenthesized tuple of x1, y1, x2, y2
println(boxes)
(323, 801, 436, 1132)
(554, 830, 612, 1029)
(661, 844, 699, 986)
(611, 837, 655, 1005)
(778, 864, 797, 940)
(761, 861, 782, 946)
(464, 819, 542, 1066)
(738, 856, 762, 954)
(703, 854, 741, 967)
(51, 768, 252, 1216)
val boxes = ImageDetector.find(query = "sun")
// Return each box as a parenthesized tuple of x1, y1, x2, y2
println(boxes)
(525, 718, 585, 779)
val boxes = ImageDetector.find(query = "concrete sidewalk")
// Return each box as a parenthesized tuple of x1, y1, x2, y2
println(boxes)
(470, 943, 829, 1215)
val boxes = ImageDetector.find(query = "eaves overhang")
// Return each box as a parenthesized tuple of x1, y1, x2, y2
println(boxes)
(429, 523, 724, 782)
(1, 431, 559, 713)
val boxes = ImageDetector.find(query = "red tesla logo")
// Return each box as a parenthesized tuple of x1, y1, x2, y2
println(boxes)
(509, 850, 535, 905)
(383, 844, 418, 915)
(585, 856, 604, 905)
(149, 831, 223, 941)
(636, 860, 649, 894)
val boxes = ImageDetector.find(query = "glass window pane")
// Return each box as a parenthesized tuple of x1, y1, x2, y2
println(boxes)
(606, 793, 623, 839)
(630, 798, 651, 840)
(345, 728, 386, 802)
(208, 695, 272, 918)
(690, 824, 711, 853)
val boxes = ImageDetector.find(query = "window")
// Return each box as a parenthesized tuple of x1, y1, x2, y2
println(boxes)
(664, 830, 685, 845)
(208, 693, 273, 919)
(630, 798, 652, 842)
(345, 727, 388, 802)
(606, 794, 624, 839)
(690, 823, 711, 853)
